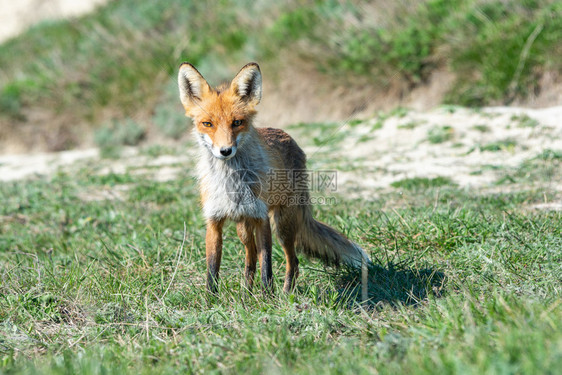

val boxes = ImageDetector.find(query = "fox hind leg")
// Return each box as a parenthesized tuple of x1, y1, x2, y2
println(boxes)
(280, 234, 299, 293)
(255, 218, 273, 293)
(272, 207, 300, 293)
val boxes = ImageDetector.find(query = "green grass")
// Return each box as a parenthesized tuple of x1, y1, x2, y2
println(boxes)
(445, 1, 562, 106)
(288, 122, 347, 148)
(479, 139, 517, 152)
(511, 114, 540, 128)
(271, 0, 562, 105)
(495, 149, 562, 185)
(427, 125, 454, 144)
(397, 121, 422, 130)
(1, 142, 561, 374)
(391, 176, 456, 190)
(472, 124, 491, 133)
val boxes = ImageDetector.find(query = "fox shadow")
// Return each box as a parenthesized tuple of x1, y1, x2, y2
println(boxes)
(332, 261, 446, 308)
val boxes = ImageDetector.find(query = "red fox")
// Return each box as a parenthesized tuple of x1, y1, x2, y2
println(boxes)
(178, 62, 370, 297)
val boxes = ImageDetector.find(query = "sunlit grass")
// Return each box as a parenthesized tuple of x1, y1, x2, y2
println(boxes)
(1, 136, 561, 373)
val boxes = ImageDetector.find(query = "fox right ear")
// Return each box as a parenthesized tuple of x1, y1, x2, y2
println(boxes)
(231, 63, 262, 105)
(178, 63, 211, 115)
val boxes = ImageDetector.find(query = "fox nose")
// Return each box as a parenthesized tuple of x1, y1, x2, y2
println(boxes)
(220, 147, 232, 157)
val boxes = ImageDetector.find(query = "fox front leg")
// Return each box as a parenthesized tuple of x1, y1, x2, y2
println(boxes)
(205, 219, 225, 293)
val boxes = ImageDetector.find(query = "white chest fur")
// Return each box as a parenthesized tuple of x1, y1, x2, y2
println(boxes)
(195, 133, 270, 221)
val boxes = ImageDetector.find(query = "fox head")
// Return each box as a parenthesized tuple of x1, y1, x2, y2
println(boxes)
(178, 62, 262, 160)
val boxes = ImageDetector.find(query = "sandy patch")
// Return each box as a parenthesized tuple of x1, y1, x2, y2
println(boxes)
(1, 107, 560, 208)
(0, 148, 98, 181)
(302, 106, 562, 195)
(0, 0, 109, 42)
(94, 151, 192, 181)
(0, 147, 195, 182)
(530, 202, 562, 211)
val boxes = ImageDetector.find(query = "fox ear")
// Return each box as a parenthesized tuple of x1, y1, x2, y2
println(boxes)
(178, 63, 211, 114)
(231, 63, 262, 105)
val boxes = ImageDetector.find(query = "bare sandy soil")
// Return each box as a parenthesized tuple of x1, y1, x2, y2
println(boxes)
(328, 106, 562, 192)
(0, 0, 108, 42)
(1, 107, 560, 212)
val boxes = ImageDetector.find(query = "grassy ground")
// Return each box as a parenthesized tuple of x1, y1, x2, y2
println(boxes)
(1, 119, 561, 374)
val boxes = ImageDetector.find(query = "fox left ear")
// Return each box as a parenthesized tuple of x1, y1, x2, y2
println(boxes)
(178, 62, 212, 115)
(231, 63, 262, 105)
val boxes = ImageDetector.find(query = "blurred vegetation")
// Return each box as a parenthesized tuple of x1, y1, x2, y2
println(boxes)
(0, 0, 561, 149)
(268, 0, 562, 105)
(94, 118, 145, 158)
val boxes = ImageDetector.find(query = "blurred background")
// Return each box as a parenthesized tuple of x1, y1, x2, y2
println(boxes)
(0, 0, 560, 154)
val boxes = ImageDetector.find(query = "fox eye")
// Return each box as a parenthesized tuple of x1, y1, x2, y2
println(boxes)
(202, 121, 213, 128)
(232, 119, 243, 127)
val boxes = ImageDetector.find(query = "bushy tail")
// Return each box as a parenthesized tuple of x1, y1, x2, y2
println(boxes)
(296, 209, 371, 269)
(297, 209, 371, 302)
